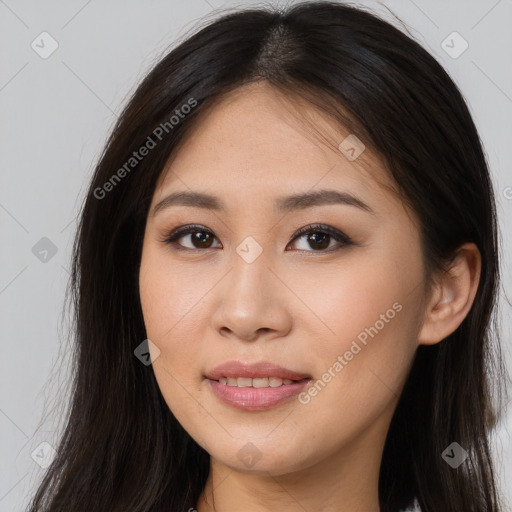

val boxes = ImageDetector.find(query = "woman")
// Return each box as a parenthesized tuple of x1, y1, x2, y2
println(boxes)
(27, 1, 506, 511)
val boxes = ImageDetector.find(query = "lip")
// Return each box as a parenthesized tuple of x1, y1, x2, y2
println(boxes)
(205, 360, 311, 381)
(205, 360, 311, 411)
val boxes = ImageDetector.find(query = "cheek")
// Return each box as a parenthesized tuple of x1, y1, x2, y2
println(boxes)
(293, 244, 424, 424)
(290, 248, 421, 352)
(139, 244, 210, 400)
(139, 249, 209, 432)
(139, 242, 209, 343)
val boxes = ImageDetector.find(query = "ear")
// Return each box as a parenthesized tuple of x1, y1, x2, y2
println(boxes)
(418, 243, 482, 346)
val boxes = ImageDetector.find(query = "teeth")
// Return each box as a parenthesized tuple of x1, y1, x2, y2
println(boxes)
(237, 377, 252, 387)
(217, 377, 298, 387)
(253, 377, 269, 388)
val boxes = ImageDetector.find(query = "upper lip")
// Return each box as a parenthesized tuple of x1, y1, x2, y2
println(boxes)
(205, 360, 311, 381)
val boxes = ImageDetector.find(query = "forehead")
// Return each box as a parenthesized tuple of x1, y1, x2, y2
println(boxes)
(154, 82, 398, 213)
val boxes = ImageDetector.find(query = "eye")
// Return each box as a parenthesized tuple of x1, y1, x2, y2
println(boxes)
(161, 223, 352, 252)
(162, 224, 221, 250)
(287, 223, 353, 252)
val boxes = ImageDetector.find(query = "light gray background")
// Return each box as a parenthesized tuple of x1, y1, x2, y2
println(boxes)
(1, 0, 511, 510)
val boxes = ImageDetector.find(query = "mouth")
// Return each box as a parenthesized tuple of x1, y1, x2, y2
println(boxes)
(204, 360, 312, 411)
(213, 376, 307, 388)
(205, 360, 311, 381)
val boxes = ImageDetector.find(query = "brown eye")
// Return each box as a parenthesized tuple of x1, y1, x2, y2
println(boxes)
(303, 232, 331, 250)
(287, 224, 353, 252)
(185, 231, 216, 249)
(163, 225, 222, 250)
(163, 223, 352, 253)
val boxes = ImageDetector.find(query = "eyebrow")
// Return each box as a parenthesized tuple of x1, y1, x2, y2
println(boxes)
(152, 189, 375, 216)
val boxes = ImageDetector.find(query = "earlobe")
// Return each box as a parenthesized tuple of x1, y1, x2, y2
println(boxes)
(418, 243, 482, 346)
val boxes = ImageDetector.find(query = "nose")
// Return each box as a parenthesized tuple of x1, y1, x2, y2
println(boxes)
(210, 246, 292, 343)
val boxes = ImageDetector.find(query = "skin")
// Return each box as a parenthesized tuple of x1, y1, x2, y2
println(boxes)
(138, 82, 481, 512)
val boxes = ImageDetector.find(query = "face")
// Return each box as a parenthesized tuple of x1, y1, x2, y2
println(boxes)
(139, 82, 427, 477)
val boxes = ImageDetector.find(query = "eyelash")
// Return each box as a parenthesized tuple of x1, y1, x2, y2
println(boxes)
(160, 223, 353, 253)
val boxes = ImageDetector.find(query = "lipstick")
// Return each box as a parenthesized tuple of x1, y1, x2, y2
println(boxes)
(205, 360, 311, 411)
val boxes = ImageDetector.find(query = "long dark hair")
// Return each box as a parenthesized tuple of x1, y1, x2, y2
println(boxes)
(26, 2, 506, 511)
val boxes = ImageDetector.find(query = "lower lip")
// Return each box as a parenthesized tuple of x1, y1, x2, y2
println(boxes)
(207, 378, 310, 411)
